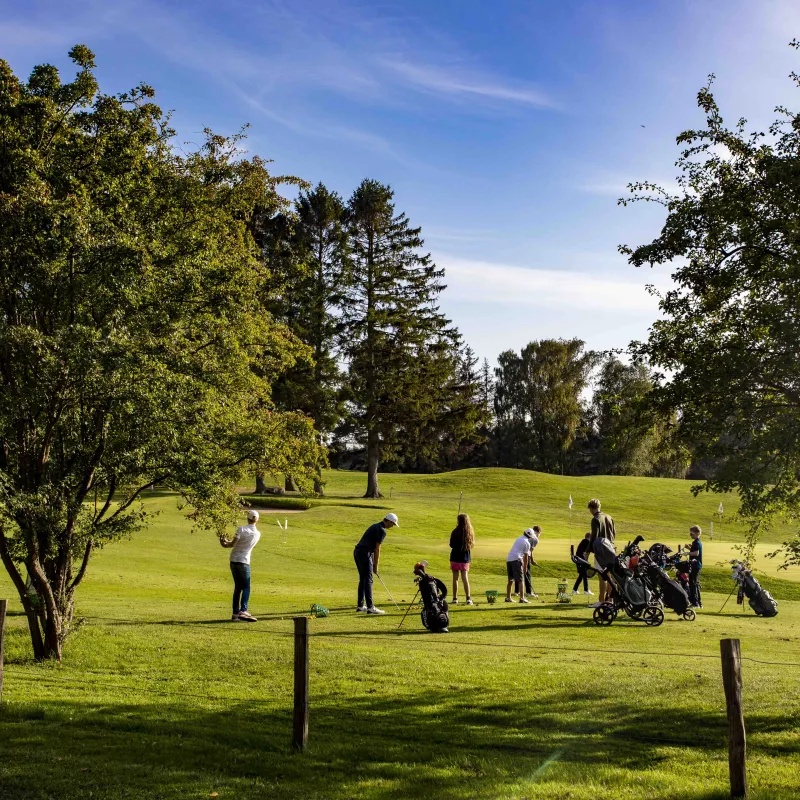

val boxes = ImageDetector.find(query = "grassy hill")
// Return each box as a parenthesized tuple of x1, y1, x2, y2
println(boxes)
(1, 468, 799, 799)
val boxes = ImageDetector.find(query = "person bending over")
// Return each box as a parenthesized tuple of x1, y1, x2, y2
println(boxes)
(587, 499, 616, 608)
(449, 513, 475, 605)
(505, 528, 536, 604)
(688, 525, 703, 609)
(516, 525, 542, 598)
(354, 513, 399, 615)
(572, 532, 593, 596)
(220, 509, 261, 622)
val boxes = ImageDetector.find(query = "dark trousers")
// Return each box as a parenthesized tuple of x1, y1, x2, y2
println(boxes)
(515, 564, 533, 595)
(354, 547, 373, 608)
(689, 561, 702, 606)
(230, 561, 251, 614)
(573, 564, 589, 592)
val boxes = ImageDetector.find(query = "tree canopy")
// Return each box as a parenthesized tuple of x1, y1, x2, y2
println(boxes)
(622, 48, 800, 565)
(0, 47, 320, 659)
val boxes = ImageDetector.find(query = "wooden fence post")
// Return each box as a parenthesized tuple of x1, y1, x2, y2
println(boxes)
(720, 638, 747, 798)
(293, 616, 309, 752)
(0, 599, 7, 704)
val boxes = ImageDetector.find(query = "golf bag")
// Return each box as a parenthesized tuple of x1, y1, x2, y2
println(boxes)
(644, 560, 690, 616)
(414, 562, 450, 632)
(732, 562, 778, 617)
(592, 537, 617, 569)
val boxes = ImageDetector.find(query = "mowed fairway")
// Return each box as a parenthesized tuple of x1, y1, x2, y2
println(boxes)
(1, 468, 799, 800)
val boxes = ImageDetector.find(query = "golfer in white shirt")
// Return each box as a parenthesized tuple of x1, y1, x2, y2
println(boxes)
(220, 510, 261, 622)
(505, 529, 536, 604)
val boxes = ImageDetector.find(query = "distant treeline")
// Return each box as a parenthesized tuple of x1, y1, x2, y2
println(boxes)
(257, 182, 692, 491)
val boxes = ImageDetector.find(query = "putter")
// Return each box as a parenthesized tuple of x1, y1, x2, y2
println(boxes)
(376, 572, 401, 611)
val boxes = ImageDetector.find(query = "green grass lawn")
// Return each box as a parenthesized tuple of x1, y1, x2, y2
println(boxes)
(1, 468, 799, 800)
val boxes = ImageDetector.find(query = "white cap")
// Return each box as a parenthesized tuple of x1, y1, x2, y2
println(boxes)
(523, 527, 537, 540)
(384, 513, 399, 527)
(247, 509, 259, 523)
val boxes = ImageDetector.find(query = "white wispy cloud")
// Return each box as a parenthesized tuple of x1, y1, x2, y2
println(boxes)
(385, 60, 556, 109)
(437, 255, 668, 312)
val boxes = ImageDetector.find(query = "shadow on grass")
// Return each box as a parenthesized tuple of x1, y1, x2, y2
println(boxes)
(2, 684, 795, 800)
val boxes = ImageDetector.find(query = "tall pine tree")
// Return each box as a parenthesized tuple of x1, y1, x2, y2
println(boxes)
(340, 179, 455, 497)
(256, 183, 347, 494)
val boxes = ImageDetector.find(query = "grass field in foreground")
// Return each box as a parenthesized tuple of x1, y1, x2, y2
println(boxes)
(1, 468, 799, 800)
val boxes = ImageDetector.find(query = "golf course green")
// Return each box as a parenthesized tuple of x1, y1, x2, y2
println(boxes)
(1, 468, 799, 799)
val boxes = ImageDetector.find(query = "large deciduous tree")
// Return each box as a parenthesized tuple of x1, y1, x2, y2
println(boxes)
(494, 339, 596, 473)
(0, 47, 320, 660)
(622, 51, 800, 564)
(587, 357, 687, 478)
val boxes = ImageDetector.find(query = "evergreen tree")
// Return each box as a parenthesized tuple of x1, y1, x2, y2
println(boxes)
(340, 179, 455, 496)
(387, 339, 489, 472)
(256, 183, 348, 494)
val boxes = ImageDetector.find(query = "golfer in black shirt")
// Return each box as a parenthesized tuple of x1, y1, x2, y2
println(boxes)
(354, 513, 399, 615)
(572, 532, 593, 596)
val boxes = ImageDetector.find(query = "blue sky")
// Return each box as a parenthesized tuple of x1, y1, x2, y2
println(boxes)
(2, 0, 799, 363)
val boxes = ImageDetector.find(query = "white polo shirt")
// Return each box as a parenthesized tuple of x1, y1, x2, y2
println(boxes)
(230, 523, 261, 564)
(506, 535, 532, 563)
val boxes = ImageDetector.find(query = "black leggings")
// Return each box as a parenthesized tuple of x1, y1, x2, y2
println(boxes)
(573, 564, 589, 592)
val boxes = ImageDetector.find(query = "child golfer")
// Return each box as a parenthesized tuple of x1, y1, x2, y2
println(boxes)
(572, 532, 593, 595)
(449, 513, 475, 605)
(688, 525, 703, 608)
(219, 509, 261, 622)
(354, 513, 399, 615)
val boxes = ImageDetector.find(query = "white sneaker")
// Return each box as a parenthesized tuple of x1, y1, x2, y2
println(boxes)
(519, 598, 531, 604)
(451, 598, 458, 604)
(366, 606, 385, 615)
(584, 590, 594, 596)
(572, 590, 579, 595)
(466, 599, 474, 605)
(505, 597, 513, 602)
(588, 602, 602, 608)
(356, 606, 367, 613)
(530, 593, 538, 599)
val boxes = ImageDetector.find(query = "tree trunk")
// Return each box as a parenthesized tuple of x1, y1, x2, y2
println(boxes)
(254, 473, 268, 494)
(365, 429, 382, 498)
(285, 475, 297, 492)
(313, 476, 325, 497)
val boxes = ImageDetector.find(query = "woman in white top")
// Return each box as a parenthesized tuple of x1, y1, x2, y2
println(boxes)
(220, 509, 262, 622)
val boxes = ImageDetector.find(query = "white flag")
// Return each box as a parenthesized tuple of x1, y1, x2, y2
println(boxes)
(718, 502, 724, 515)
(569, 495, 573, 510)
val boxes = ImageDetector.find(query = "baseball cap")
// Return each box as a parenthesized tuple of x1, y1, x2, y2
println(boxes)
(523, 527, 537, 539)
(247, 510, 259, 522)
(384, 513, 399, 527)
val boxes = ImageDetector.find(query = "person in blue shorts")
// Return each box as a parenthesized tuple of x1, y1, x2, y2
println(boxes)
(354, 513, 399, 615)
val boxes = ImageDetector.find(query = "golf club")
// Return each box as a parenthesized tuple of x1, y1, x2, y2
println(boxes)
(718, 583, 738, 614)
(397, 588, 421, 630)
(376, 572, 402, 611)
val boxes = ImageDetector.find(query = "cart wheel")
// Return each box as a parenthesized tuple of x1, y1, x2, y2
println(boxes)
(682, 608, 696, 622)
(643, 605, 664, 627)
(593, 604, 614, 626)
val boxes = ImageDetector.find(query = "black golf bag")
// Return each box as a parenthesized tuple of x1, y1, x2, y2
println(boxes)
(645, 562, 690, 616)
(414, 562, 450, 632)
(736, 567, 778, 617)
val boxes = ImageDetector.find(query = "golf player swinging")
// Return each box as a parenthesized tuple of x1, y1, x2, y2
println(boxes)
(354, 513, 399, 615)
(220, 509, 261, 622)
